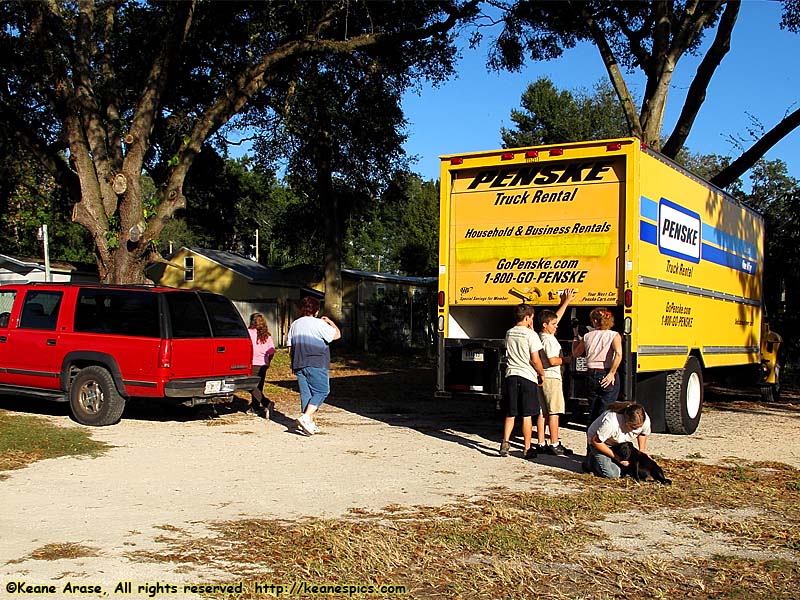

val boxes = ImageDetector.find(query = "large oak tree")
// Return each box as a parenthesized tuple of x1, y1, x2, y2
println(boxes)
(0, 0, 475, 290)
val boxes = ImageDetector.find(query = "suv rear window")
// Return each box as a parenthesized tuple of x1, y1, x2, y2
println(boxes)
(164, 291, 210, 338)
(162, 291, 248, 339)
(75, 289, 160, 337)
(199, 292, 249, 338)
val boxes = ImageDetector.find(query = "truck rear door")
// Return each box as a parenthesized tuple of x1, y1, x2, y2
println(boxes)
(446, 147, 627, 306)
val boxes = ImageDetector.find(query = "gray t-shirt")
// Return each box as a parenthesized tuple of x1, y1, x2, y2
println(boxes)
(504, 325, 543, 383)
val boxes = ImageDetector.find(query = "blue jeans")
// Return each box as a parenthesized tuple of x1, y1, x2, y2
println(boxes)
(587, 370, 620, 425)
(295, 367, 330, 412)
(587, 447, 622, 479)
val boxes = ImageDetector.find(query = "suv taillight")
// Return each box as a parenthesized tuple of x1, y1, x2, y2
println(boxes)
(158, 339, 172, 368)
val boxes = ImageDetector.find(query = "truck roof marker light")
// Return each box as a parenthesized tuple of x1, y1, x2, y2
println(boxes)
(549, 148, 564, 156)
(525, 150, 539, 158)
(501, 152, 514, 160)
(607, 142, 622, 151)
(640, 141, 648, 150)
(438, 291, 445, 307)
(450, 157, 464, 165)
(624, 289, 633, 307)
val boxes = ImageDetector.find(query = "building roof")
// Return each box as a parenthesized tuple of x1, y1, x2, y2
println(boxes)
(182, 247, 291, 284)
(341, 267, 436, 286)
(0, 253, 97, 275)
(175, 248, 322, 297)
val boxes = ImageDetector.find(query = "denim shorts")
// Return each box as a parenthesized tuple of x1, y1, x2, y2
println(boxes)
(295, 367, 330, 412)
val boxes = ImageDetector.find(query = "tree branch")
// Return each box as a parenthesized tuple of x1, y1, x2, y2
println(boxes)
(74, 0, 117, 216)
(160, 0, 478, 224)
(710, 107, 800, 189)
(663, 0, 739, 157)
(572, 1, 641, 139)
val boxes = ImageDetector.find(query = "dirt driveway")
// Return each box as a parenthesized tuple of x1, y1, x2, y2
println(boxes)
(1, 361, 799, 598)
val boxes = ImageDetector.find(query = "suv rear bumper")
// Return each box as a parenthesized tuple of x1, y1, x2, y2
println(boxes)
(164, 375, 261, 398)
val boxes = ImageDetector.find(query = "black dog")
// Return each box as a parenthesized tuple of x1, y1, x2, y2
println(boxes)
(612, 442, 672, 485)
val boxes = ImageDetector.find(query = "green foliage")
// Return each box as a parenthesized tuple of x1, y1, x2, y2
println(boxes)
(344, 172, 439, 276)
(0, 145, 93, 262)
(744, 159, 800, 360)
(177, 150, 277, 255)
(502, 77, 629, 147)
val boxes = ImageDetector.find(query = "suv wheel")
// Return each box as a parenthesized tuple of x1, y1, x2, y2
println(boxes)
(69, 366, 126, 426)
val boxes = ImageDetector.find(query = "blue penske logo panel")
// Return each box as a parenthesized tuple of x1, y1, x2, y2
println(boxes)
(640, 196, 757, 274)
(657, 198, 701, 263)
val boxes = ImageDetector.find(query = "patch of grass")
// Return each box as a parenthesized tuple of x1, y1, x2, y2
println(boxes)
(0, 411, 108, 473)
(127, 461, 800, 599)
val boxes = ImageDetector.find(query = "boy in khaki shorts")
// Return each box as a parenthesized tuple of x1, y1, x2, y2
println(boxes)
(535, 289, 575, 456)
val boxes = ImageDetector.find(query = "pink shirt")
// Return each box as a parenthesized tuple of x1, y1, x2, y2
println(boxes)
(248, 329, 275, 367)
(584, 329, 618, 370)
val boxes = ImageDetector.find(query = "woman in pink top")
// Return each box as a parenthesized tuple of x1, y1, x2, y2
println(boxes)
(572, 308, 622, 425)
(247, 313, 276, 418)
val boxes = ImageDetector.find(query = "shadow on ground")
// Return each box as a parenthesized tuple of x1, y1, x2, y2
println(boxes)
(3, 355, 796, 474)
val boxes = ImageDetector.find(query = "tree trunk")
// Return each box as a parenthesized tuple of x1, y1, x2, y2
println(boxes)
(315, 117, 344, 326)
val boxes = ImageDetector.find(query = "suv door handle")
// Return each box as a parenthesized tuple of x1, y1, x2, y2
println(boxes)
(46, 339, 57, 346)
(217, 346, 225, 353)
(0, 335, 6, 343)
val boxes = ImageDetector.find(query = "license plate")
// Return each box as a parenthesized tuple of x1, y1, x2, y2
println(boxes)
(204, 380, 235, 394)
(462, 348, 484, 362)
(574, 357, 588, 372)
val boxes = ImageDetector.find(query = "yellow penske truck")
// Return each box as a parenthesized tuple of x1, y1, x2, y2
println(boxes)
(435, 138, 781, 434)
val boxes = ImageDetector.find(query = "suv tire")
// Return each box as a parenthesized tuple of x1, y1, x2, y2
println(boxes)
(69, 366, 126, 426)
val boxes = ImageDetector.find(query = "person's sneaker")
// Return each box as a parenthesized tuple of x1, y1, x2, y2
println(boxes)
(310, 421, 321, 434)
(499, 440, 510, 457)
(296, 414, 315, 435)
(550, 442, 574, 456)
(523, 447, 538, 460)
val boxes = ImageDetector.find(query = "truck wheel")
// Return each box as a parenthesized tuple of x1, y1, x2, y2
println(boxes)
(665, 356, 703, 435)
(760, 363, 781, 402)
(69, 366, 126, 426)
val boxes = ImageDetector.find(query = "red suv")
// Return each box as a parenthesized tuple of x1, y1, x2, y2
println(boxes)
(0, 283, 258, 425)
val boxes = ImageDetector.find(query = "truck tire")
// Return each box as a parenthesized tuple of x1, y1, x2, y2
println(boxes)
(760, 363, 781, 402)
(69, 366, 126, 426)
(665, 356, 703, 435)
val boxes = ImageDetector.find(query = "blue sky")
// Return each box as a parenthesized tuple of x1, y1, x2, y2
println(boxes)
(401, 1, 800, 183)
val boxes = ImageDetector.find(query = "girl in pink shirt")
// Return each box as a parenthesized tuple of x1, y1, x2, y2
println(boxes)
(248, 313, 276, 417)
(572, 308, 623, 425)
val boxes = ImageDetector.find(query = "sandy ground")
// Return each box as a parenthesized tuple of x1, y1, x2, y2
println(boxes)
(0, 383, 799, 599)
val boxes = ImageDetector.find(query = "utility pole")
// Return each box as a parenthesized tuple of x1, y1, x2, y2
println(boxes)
(37, 224, 51, 282)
